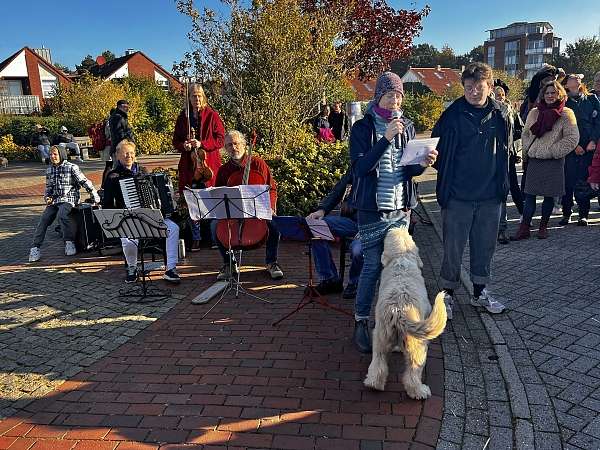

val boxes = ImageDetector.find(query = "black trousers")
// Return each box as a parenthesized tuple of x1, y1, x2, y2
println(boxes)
(562, 152, 594, 219)
(509, 154, 524, 214)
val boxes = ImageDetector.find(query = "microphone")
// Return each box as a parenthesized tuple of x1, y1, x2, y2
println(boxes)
(391, 110, 403, 148)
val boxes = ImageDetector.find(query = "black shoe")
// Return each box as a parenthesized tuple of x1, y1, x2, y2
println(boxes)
(315, 278, 343, 295)
(163, 268, 181, 284)
(342, 283, 357, 299)
(190, 240, 202, 252)
(497, 230, 509, 244)
(352, 319, 372, 353)
(577, 218, 588, 226)
(559, 216, 570, 226)
(125, 266, 138, 283)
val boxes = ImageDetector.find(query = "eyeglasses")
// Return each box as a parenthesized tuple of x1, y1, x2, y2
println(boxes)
(464, 85, 487, 94)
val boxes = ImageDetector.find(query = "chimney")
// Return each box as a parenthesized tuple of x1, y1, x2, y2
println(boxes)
(96, 55, 106, 66)
(33, 46, 52, 63)
(436, 65, 441, 72)
(125, 48, 136, 56)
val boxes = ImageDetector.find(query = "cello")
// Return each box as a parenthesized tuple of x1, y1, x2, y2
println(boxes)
(215, 132, 269, 250)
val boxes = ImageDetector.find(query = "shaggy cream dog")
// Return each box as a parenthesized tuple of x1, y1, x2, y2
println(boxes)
(364, 227, 447, 399)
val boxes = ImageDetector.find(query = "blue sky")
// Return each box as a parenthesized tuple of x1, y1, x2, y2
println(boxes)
(1, 0, 599, 70)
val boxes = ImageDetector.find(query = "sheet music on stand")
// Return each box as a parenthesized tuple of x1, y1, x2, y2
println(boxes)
(184, 185, 272, 221)
(92, 208, 170, 303)
(305, 218, 335, 241)
(93, 208, 167, 239)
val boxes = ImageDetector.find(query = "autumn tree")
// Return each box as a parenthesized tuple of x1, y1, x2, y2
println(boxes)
(299, 0, 429, 79)
(174, 0, 355, 155)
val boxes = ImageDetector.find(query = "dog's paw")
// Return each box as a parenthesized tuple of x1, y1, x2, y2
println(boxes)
(364, 375, 385, 391)
(406, 383, 431, 400)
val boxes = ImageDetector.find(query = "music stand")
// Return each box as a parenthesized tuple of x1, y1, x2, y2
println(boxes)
(271, 216, 352, 326)
(94, 208, 171, 303)
(184, 186, 273, 319)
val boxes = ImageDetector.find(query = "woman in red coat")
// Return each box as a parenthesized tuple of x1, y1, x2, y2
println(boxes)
(173, 83, 225, 190)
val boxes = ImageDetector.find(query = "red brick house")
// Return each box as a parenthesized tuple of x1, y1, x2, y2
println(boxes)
(401, 66, 462, 96)
(89, 50, 183, 92)
(0, 47, 71, 114)
(348, 78, 376, 102)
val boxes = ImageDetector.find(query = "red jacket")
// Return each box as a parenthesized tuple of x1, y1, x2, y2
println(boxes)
(588, 141, 600, 184)
(215, 155, 278, 212)
(173, 107, 225, 190)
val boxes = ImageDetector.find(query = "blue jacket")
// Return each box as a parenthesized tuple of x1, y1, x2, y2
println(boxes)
(348, 111, 424, 211)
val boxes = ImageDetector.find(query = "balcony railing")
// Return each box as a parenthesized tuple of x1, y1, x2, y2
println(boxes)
(0, 95, 41, 115)
(525, 47, 553, 55)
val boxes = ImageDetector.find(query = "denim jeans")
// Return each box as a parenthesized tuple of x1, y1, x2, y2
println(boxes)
(211, 219, 280, 264)
(522, 194, 554, 225)
(499, 155, 524, 232)
(189, 218, 201, 240)
(355, 210, 409, 321)
(440, 198, 501, 290)
(312, 215, 363, 286)
(32, 203, 76, 247)
(37, 145, 50, 161)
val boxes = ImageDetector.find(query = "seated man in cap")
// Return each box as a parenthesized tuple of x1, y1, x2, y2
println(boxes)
(54, 126, 83, 162)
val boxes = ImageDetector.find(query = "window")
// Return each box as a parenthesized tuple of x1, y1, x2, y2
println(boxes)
(504, 41, 520, 71)
(487, 46, 495, 67)
(41, 79, 58, 98)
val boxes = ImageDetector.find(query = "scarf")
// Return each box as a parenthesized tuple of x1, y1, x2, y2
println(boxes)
(373, 105, 394, 121)
(530, 98, 566, 138)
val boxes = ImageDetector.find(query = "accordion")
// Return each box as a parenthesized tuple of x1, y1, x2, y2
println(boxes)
(119, 173, 177, 218)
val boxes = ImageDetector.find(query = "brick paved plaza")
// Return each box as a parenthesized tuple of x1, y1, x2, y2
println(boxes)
(0, 158, 598, 449)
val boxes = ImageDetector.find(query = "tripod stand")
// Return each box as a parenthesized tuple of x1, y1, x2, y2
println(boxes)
(183, 186, 273, 319)
(94, 208, 171, 303)
(272, 217, 352, 326)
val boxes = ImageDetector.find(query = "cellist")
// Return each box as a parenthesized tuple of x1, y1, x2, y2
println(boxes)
(210, 130, 284, 281)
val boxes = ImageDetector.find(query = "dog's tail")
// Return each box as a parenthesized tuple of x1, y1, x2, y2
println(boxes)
(395, 292, 447, 340)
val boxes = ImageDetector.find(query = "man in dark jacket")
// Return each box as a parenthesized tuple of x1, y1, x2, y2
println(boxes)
(561, 74, 600, 225)
(432, 62, 512, 320)
(54, 126, 83, 162)
(109, 100, 134, 162)
(306, 169, 363, 298)
(31, 124, 51, 163)
(328, 102, 349, 141)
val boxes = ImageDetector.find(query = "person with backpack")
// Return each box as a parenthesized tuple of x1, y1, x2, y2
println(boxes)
(110, 100, 134, 163)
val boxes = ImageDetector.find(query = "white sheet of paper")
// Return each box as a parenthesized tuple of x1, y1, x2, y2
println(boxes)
(305, 218, 335, 241)
(184, 185, 272, 221)
(400, 137, 439, 166)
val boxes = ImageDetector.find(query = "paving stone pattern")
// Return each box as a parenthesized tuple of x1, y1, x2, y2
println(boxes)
(0, 158, 445, 449)
(417, 168, 600, 450)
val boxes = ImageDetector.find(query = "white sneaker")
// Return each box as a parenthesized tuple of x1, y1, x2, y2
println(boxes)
(443, 292, 453, 320)
(29, 247, 41, 262)
(552, 206, 561, 215)
(64, 241, 77, 256)
(471, 289, 505, 314)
